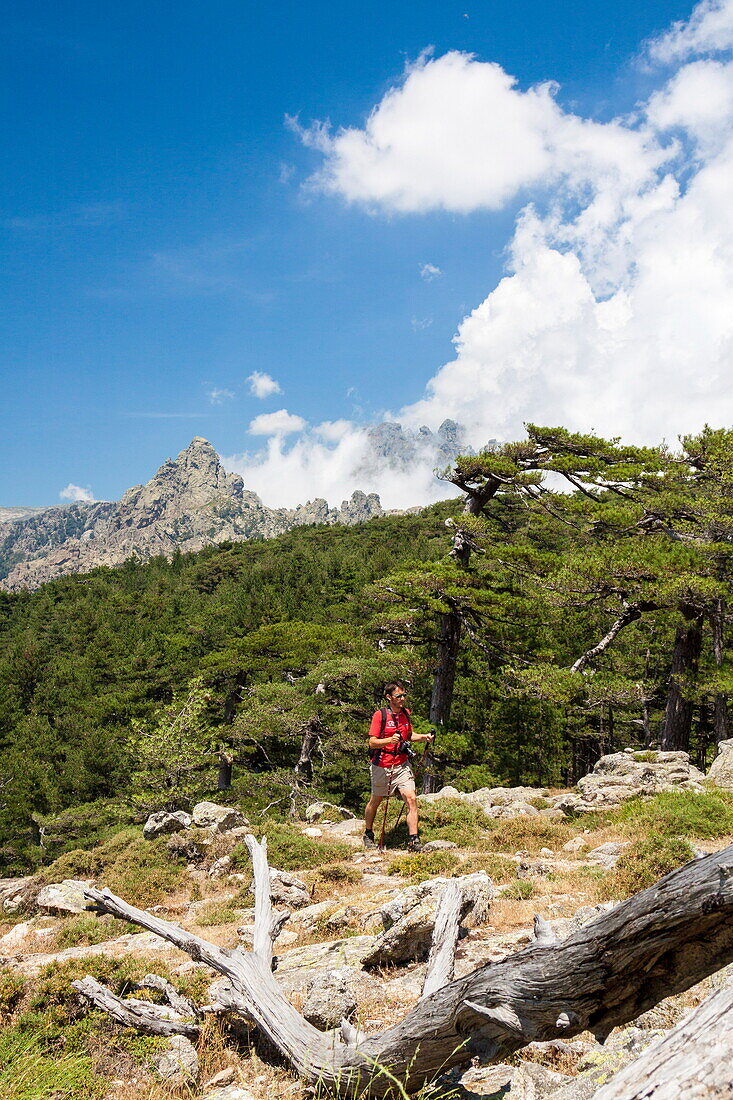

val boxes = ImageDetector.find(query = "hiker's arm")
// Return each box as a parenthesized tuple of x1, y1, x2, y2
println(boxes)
(368, 711, 400, 750)
(411, 732, 435, 743)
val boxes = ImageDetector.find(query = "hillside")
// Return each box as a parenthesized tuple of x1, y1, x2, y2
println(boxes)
(0, 759, 732, 1099)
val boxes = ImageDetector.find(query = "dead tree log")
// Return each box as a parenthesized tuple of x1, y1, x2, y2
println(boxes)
(79, 840, 733, 1097)
(592, 984, 733, 1099)
(71, 976, 199, 1038)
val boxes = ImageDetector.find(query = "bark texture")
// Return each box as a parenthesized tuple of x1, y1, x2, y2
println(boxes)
(592, 984, 733, 1099)
(661, 605, 704, 750)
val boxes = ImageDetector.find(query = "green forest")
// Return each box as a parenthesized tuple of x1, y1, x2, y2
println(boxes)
(2, 424, 732, 874)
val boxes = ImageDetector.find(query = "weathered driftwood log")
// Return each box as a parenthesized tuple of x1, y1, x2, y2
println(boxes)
(71, 976, 199, 1038)
(592, 984, 733, 1099)
(135, 973, 198, 1019)
(79, 839, 733, 1097)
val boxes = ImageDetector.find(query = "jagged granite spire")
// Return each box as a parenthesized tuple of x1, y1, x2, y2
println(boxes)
(0, 439, 383, 591)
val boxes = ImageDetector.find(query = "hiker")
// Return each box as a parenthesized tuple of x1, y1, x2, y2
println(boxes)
(363, 681, 434, 852)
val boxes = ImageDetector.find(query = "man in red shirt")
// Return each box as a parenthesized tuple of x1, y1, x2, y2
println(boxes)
(363, 681, 434, 852)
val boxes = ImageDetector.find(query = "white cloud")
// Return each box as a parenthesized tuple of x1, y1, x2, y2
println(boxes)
(60, 483, 95, 503)
(303, 51, 666, 216)
(420, 262, 443, 280)
(248, 409, 307, 436)
(247, 371, 283, 398)
(207, 387, 235, 404)
(647, 0, 733, 63)
(228, 0, 733, 511)
(224, 425, 447, 510)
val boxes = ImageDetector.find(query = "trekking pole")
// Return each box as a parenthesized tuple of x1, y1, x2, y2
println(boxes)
(378, 754, 399, 851)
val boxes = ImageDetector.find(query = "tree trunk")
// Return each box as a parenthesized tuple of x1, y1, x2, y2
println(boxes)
(429, 610, 462, 728)
(79, 840, 733, 1098)
(294, 718, 321, 785)
(217, 751, 233, 790)
(661, 605, 704, 751)
(712, 596, 730, 745)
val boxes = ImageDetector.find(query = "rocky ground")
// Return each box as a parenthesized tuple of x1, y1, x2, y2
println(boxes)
(1, 742, 733, 1100)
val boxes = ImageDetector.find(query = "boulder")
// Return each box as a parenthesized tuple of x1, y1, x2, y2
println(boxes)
(488, 801, 540, 819)
(302, 968, 358, 1030)
(191, 802, 246, 831)
(459, 1063, 515, 1095)
(36, 879, 96, 915)
(506, 1060, 574, 1098)
(142, 810, 192, 840)
(302, 827, 323, 838)
(587, 841, 630, 870)
(364, 872, 493, 967)
(379, 872, 492, 930)
(154, 1035, 199, 1082)
(421, 839, 458, 852)
(558, 749, 706, 812)
(304, 802, 355, 823)
(707, 738, 733, 789)
(0, 876, 38, 915)
(269, 868, 310, 908)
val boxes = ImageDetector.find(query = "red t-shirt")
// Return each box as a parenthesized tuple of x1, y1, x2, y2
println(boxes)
(369, 708, 412, 766)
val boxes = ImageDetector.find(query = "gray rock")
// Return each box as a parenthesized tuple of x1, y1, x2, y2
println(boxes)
(304, 802, 355, 823)
(143, 810, 192, 840)
(209, 855, 233, 878)
(36, 879, 96, 915)
(0, 876, 38, 914)
(154, 1035, 199, 1082)
(562, 836, 588, 853)
(586, 842, 630, 870)
(421, 839, 458, 852)
(269, 867, 311, 908)
(570, 750, 706, 811)
(0, 437, 385, 592)
(203, 1088, 257, 1100)
(488, 801, 540, 819)
(302, 968, 358, 1030)
(507, 1060, 573, 1098)
(707, 737, 733, 789)
(459, 1062, 515, 1096)
(364, 872, 493, 967)
(191, 802, 245, 831)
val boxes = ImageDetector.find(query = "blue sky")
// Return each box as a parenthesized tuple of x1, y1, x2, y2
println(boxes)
(2, 0, 731, 508)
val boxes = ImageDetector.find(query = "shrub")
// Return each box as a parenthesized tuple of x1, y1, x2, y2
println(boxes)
(51, 914, 135, 951)
(194, 900, 243, 927)
(482, 817, 574, 853)
(0, 1029, 105, 1100)
(458, 853, 519, 884)
(502, 879, 536, 900)
(387, 850, 461, 883)
(317, 863, 362, 883)
(231, 822, 350, 873)
(416, 801, 491, 846)
(46, 828, 185, 908)
(612, 790, 733, 841)
(0, 968, 25, 1018)
(611, 833, 695, 897)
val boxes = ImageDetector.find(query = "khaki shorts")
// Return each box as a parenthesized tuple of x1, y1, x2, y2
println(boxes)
(370, 762, 415, 798)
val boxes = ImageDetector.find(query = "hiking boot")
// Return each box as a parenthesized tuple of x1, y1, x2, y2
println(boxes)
(407, 835, 424, 853)
(363, 831, 378, 849)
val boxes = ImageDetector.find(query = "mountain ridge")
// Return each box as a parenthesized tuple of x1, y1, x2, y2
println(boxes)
(0, 438, 383, 591)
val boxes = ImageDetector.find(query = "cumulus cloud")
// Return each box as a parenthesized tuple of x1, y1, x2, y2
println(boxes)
(60, 483, 95, 503)
(420, 262, 443, 280)
(647, 0, 733, 63)
(249, 409, 307, 436)
(226, 0, 733, 510)
(224, 425, 447, 510)
(247, 371, 282, 398)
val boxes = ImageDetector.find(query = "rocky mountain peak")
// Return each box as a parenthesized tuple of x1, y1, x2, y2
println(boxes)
(121, 437, 244, 512)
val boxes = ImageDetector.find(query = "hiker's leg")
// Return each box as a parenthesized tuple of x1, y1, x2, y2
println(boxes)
(365, 795, 384, 831)
(401, 787, 419, 834)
